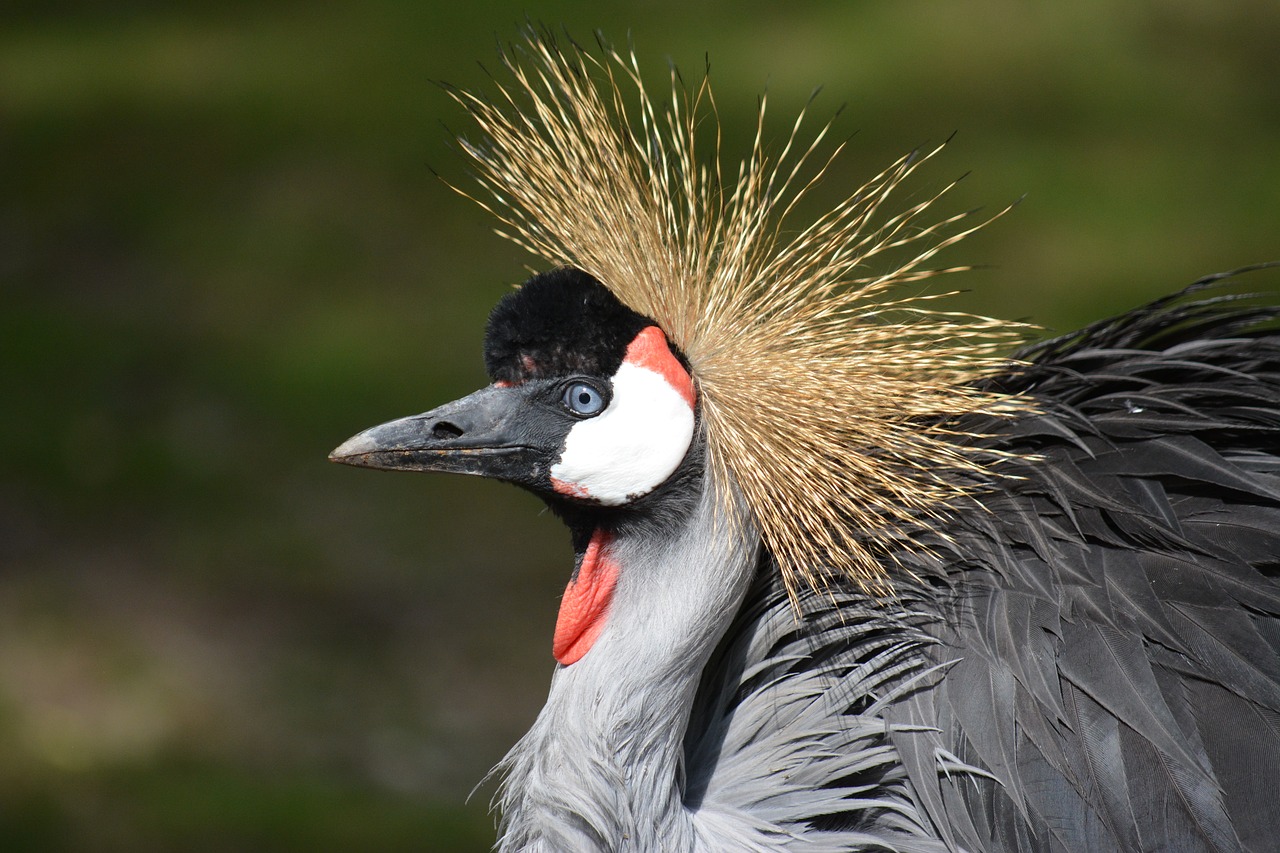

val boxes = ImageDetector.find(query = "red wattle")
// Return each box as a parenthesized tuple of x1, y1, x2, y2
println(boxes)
(553, 529, 618, 665)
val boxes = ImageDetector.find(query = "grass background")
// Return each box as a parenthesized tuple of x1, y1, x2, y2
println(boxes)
(3, 1, 1278, 849)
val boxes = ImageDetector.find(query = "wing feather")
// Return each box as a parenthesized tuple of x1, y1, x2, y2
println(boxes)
(685, 273, 1280, 850)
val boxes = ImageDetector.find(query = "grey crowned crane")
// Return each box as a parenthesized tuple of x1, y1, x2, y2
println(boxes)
(330, 36, 1280, 852)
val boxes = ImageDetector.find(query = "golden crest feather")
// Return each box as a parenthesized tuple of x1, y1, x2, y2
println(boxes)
(447, 32, 1029, 598)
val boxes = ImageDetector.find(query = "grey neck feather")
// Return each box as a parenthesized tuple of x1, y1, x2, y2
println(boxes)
(494, 475, 759, 852)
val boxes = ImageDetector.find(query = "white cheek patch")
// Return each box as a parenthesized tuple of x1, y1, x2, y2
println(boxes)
(550, 333, 695, 505)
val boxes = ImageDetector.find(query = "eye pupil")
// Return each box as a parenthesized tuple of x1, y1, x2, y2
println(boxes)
(563, 382, 605, 416)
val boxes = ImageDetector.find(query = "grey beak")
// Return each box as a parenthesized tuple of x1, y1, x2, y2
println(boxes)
(329, 384, 557, 487)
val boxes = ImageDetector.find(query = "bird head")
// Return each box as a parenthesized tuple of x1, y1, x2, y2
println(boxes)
(330, 267, 701, 518)
(331, 32, 1030, 602)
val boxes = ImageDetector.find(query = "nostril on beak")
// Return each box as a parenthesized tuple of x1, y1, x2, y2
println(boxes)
(431, 421, 464, 440)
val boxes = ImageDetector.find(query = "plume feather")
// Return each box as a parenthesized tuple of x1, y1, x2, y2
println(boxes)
(448, 31, 1030, 597)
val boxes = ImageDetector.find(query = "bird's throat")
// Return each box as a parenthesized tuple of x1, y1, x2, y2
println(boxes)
(552, 529, 618, 665)
(496, 480, 761, 848)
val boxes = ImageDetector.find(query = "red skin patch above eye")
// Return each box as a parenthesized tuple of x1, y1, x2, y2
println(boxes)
(624, 326, 696, 409)
(552, 529, 618, 665)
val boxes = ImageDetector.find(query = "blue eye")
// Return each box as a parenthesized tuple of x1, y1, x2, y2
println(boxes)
(562, 381, 606, 416)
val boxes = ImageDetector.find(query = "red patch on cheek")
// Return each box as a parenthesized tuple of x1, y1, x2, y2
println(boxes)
(550, 477, 591, 499)
(623, 326, 696, 408)
(552, 530, 618, 665)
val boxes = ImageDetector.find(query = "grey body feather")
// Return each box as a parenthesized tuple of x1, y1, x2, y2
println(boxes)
(496, 275, 1280, 851)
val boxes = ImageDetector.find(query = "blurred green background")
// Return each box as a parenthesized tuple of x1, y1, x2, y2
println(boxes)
(3, 1, 1277, 849)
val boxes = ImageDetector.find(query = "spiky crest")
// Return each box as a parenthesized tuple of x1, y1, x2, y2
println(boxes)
(447, 31, 1030, 598)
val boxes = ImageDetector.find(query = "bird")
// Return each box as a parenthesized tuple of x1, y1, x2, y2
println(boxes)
(330, 34, 1280, 852)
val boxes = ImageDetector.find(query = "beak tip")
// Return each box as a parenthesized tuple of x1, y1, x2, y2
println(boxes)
(329, 432, 378, 465)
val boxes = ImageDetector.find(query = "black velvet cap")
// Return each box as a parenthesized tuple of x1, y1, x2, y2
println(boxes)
(484, 268, 653, 383)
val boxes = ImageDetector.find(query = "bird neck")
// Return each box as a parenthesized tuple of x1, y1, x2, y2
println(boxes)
(495, 476, 760, 851)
